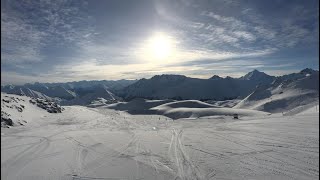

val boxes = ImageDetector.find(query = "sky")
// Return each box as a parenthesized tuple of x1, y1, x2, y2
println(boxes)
(1, 0, 319, 85)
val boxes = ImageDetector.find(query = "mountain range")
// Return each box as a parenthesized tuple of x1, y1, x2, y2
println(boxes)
(119, 69, 276, 101)
(1, 69, 318, 108)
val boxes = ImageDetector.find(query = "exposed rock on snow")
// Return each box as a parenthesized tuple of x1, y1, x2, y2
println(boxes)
(1, 93, 63, 127)
(29, 98, 64, 113)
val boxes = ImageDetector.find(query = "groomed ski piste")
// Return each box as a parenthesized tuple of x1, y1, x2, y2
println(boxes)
(1, 92, 319, 180)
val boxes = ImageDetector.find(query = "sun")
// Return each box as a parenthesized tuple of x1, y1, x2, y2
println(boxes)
(146, 32, 176, 61)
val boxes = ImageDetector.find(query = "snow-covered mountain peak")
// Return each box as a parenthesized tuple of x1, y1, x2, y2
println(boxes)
(300, 68, 318, 74)
(240, 69, 269, 80)
(239, 69, 275, 85)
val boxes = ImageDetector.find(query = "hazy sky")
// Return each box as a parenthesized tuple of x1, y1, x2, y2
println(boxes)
(1, 0, 319, 85)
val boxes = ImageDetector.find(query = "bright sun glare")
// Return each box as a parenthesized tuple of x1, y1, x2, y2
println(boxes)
(146, 32, 176, 61)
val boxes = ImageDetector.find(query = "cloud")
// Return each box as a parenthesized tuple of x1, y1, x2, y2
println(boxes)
(233, 31, 256, 41)
(1, 0, 94, 66)
(1, 11, 45, 64)
(201, 11, 247, 29)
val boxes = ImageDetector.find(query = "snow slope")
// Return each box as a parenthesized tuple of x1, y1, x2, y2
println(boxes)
(1, 104, 318, 180)
(283, 101, 319, 116)
(296, 104, 319, 115)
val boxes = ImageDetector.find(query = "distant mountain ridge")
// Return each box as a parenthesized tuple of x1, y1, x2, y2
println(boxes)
(61, 84, 121, 106)
(118, 69, 278, 100)
(1, 69, 318, 105)
(1, 79, 136, 105)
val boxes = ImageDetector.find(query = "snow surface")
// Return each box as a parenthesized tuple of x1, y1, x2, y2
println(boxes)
(1, 93, 318, 179)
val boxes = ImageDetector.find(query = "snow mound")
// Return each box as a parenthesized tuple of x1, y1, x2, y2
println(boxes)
(106, 98, 175, 114)
(29, 98, 64, 113)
